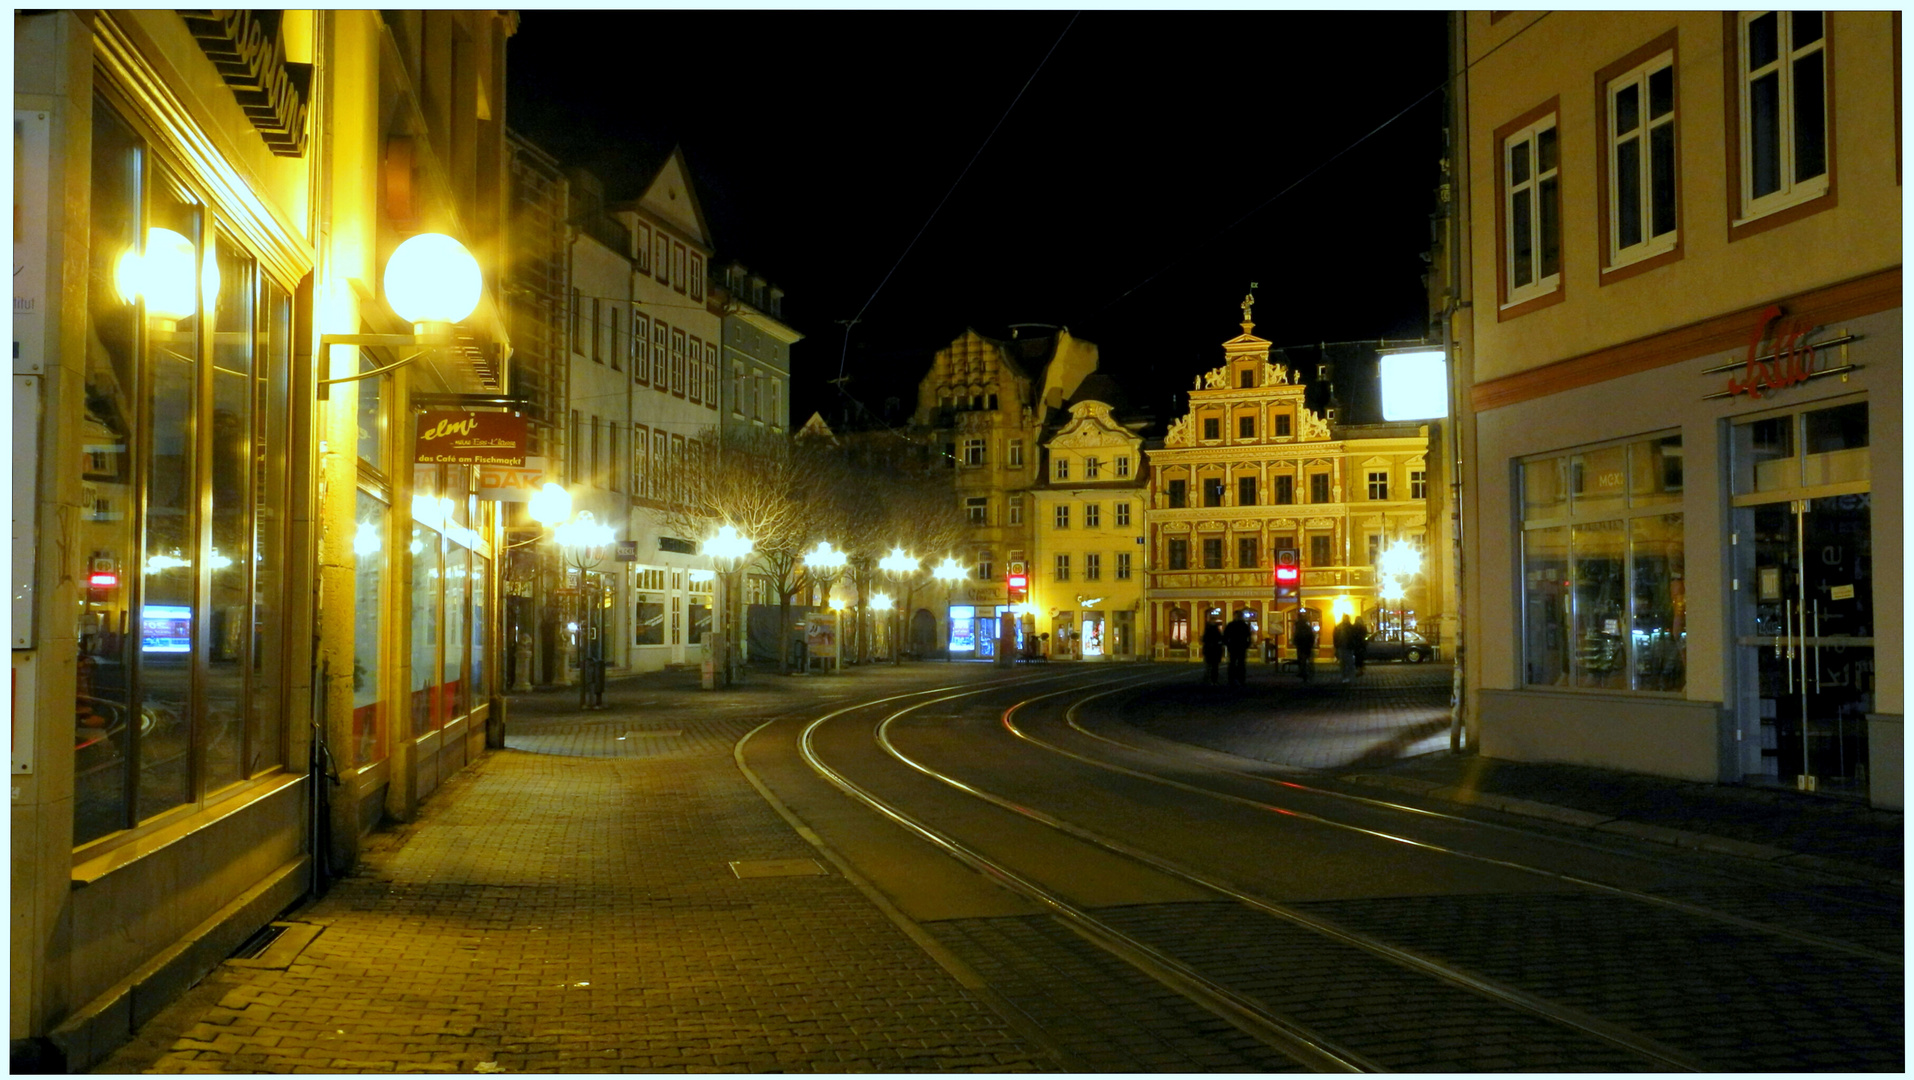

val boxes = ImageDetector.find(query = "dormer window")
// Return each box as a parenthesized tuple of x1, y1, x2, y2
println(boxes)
(1055, 457, 1069, 481)
(1239, 368, 1255, 389)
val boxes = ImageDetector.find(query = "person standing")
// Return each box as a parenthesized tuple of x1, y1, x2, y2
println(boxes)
(1292, 614, 1317, 683)
(1200, 616, 1225, 685)
(1334, 613, 1357, 683)
(1223, 612, 1252, 687)
(1352, 615, 1369, 675)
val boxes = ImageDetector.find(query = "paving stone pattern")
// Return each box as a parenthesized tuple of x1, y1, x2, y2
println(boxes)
(1306, 892, 1904, 1072)
(120, 673, 1060, 1074)
(925, 910, 1308, 1072)
(1119, 664, 1456, 771)
(1092, 901, 1662, 1073)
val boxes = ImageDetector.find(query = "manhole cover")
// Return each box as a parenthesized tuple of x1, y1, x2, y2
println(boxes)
(729, 858, 827, 879)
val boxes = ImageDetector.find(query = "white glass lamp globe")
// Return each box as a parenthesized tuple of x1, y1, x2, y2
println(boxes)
(383, 233, 482, 326)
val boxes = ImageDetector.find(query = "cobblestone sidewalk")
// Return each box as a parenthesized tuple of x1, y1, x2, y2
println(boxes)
(97, 664, 1058, 1074)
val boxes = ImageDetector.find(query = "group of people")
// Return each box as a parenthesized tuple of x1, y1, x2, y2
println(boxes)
(1201, 610, 1369, 686)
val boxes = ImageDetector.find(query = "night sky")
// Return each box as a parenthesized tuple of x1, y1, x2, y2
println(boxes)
(508, 9, 1451, 431)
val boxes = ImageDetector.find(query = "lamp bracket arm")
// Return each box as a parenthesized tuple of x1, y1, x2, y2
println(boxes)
(320, 333, 432, 347)
(317, 350, 427, 399)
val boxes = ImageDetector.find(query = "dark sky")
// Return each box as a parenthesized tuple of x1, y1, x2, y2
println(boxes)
(508, 10, 1450, 431)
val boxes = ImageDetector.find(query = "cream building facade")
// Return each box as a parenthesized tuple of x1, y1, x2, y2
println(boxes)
(1450, 12, 1900, 806)
(1145, 304, 1435, 661)
(1028, 398, 1150, 659)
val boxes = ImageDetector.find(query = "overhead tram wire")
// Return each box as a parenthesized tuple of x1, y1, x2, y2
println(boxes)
(1090, 11, 1553, 320)
(831, 11, 1081, 429)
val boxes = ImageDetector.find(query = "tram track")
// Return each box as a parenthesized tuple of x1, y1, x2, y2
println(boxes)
(1003, 680, 1904, 965)
(770, 669, 1901, 1072)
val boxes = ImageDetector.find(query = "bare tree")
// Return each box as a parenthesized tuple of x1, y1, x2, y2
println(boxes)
(662, 428, 810, 679)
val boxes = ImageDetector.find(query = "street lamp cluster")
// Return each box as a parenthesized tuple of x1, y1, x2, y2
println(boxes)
(701, 524, 755, 687)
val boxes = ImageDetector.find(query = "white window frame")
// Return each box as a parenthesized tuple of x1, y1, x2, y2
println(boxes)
(1054, 456, 1069, 481)
(1503, 112, 1561, 308)
(1008, 439, 1024, 467)
(965, 496, 988, 525)
(1054, 554, 1070, 582)
(1607, 50, 1679, 268)
(1054, 504, 1070, 529)
(1736, 10, 1830, 224)
(1367, 470, 1389, 500)
(1084, 503, 1101, 528)
(1085, 553, 1101, 581)
(1115, 455, 1130, 478)
(1085, 457, 1101, 479)
(1114, 501, 1130, 527)
(1008, 494, 1023, 525)
(1410, 469, 1428, 500)
(1116, 552, 1132, 580)
(962, 437, 986, 467)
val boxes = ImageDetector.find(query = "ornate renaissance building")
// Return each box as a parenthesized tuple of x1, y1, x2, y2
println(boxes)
(1143, 300, 1436, 660)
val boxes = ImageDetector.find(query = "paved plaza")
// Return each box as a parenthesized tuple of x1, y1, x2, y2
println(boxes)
(95, 659, 1899, 1073)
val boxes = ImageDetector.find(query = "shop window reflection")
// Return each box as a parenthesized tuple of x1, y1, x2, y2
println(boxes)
(1521, 434, 1685, 694)
(353, 491, 388, 766)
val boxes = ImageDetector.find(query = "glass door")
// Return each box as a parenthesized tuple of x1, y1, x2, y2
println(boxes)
(1742, 495, 1873, 793)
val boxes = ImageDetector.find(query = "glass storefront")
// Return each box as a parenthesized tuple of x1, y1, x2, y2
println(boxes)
(1519, 434, 1685, 693)
(74, 96, 292, 845)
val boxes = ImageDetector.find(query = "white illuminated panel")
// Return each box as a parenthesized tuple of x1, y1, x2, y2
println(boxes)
(1380, 351, 1449, 421)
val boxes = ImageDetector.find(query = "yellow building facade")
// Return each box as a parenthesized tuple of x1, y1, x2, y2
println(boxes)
(1145, 306, 1434, 661)
(13, 11, 514, 1067)
(910, 328, 1096, 657)
(1451, 12, 1901, 805)
(1028, 400, 1150, 659)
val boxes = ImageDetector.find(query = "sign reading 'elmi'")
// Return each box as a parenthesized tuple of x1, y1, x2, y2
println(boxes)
(415, 410, 527, 466)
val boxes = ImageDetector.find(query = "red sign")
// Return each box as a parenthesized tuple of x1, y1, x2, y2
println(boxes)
(1273, 565, 1299, 585)
(415, 411, 528, 466)
(1726, 305, 1819, 400)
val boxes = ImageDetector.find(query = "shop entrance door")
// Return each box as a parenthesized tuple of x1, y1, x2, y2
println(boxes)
(1740, 495, 1873, 793)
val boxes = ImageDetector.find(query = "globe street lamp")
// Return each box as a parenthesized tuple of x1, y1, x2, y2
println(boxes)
(877, 547, 919, 664)
(554, 509, 614, 709)
(317, 232, 484, 399)
(702, 524, 754, 688)
(1377, 539, 1422, 640)
(827, 597, 847, 675)
(500, 483, 573, 693)
(931, 556, 966, 661)
(869, 592, 894, 663)
(804, 541, 848, 673)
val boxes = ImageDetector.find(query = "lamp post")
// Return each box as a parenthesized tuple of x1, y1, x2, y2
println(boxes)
(931, 556, 965, 661)
(803, 541, 848, 673)
(702, 524, 754, 688)
(870, 592, 894, 662)
(1377, 540, 1422, 640)
(877, 547, 919, 665)
(827, 598, 846, 675)
(501, 482, 572, 692)
(554, 509, 614, 709)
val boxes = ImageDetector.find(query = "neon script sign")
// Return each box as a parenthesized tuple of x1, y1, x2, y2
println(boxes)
(1722, 305, 1822, 400)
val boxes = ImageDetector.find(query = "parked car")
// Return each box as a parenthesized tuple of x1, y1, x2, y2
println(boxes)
(1365, 630, 1436, 663)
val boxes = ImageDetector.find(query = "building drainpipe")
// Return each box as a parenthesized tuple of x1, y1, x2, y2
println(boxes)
(1446, 8, 1471, 754)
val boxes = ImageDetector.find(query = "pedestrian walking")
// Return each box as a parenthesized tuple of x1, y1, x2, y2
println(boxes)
(1292, 614, 1317, 683)
(1352, 615, 1369, 675)
(1334, 614, 1357, 683)
(1223, 612, 1252, 687)
(1200, 616, 1225, 685)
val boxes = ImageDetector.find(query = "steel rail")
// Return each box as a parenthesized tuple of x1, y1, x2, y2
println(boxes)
(872, 678, 1706, 1073)
(1035, 690, 1905, 961)
(1069, 711, 1906, 917)
(798, 674, 1381, 1073)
